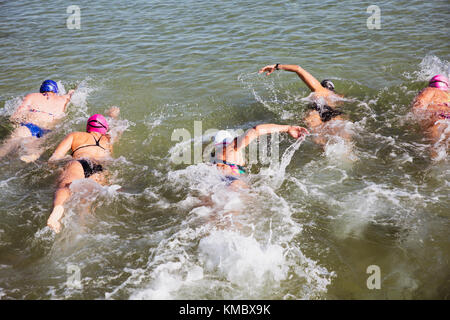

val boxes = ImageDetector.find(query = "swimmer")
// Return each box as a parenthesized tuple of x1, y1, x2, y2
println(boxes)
(47, 107, 120, 233)
(211, 124, 309, 189)
(258, 64, 351, 145)
(0, 80, 74, 162)
(411, 74, 449, 159)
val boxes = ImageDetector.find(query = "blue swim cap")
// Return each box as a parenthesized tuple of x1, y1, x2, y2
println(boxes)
(40, 80, 59, 94)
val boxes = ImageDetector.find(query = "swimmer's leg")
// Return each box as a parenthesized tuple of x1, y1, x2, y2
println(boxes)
(0, 137, 20, 159)
(198, 194, 214, 207)
(311, 135, 327, 146)
(20, 136, 45, 163)
(229, 179, 249, 190)
(48, 161, 84, 233)
(427, 122, 449, 160)
(220, 179, 249, 230)
(0, 126, 31, 159)
(430, 145, 446, 161)
(88, 171, 108, 186)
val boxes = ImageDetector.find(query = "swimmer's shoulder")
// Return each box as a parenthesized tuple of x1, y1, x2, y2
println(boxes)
(22, 92, 41, 103)
(26, 92, 41, 98)
(313, 89, 342, 99)
(414, 87, 447, 107)
(70, 131, 89, 140)
(312, 88, 329, 98)
(419, 87, 438, 97)
(313, 90, 343, 107)
(56, 94, 71, 101)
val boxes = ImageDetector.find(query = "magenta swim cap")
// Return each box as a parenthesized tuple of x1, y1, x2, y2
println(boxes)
(429, 74, 449, 90)
(86, 114, 109, 135)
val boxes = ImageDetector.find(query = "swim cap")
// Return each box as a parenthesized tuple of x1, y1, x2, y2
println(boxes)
(40, 80, 59, 94)
(86, 114, 109, 135)
(214, 130, 234, 145)
(321, 79, 335, 92)
(429, 75, 449, 90)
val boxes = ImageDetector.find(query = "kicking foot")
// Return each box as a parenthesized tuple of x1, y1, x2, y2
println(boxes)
(20, 153, 40, 163)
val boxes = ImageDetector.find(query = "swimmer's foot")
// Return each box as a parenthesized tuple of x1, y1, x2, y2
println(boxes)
(20, 153, 40, 163)
(47, 205, 64, 233)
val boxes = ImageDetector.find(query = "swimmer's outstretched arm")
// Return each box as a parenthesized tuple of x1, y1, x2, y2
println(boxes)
(107, 106, 120, 119)
(105, 107, 122, 150)
(48, 133, 75, 162)
(62, 90, 75, 112)
(235, 124, 309, 151)
(259, 64, 326, 93)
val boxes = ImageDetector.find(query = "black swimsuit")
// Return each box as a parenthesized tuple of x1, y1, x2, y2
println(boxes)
(78, 159, 103, 178)
(310, 103, 343, 122)
(72, 134, 107, 178)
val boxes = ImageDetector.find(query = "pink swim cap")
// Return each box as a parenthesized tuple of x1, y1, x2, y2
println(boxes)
(86, 114, 109, 135)
(429, 74, 449, 90)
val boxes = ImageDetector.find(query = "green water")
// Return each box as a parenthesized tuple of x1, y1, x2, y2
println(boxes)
(0, 0, 449, 299)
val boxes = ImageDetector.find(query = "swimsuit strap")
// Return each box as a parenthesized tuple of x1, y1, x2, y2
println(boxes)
(213, 159, 246, 175)
(211, 141, 245, 175)
(223, 160, 246, 173)
(71, 133, 106, 155)
(28, 108, 54, 116)
(92, 133, 103, 147)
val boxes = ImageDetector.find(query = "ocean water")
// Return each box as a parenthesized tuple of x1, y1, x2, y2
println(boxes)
(0, 0, 449, 299)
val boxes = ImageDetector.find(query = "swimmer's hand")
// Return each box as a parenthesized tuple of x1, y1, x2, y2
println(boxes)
(63, 90, 75, 102)
(106, 106, 120, 119)
(258, 65, 277, 76)
(47, 205, 64, 233)
(288, 126, 309, 139)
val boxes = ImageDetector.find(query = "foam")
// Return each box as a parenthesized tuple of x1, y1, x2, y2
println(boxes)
(0, 96, 22, 117)
(198, 230, 288, 288)
(414, 55, 450, 82)
(120, 158, 335, 299)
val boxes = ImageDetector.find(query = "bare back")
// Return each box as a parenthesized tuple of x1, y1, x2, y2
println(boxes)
(12, 92, 71, 127)
(214, 142, 246, 166)
(70, 132, 112, 160)
(412, 87, 450, 127)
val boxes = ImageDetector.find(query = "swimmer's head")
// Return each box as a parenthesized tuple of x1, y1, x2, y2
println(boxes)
(321, 79, 335, 92)
(429, 75, 449, 90)
(40, 80, 59, 94)
(214, 130, 234, 145)
(87, 114, 109, 135)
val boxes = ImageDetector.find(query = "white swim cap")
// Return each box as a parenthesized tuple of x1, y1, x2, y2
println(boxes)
(214, 130, 234, 145)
